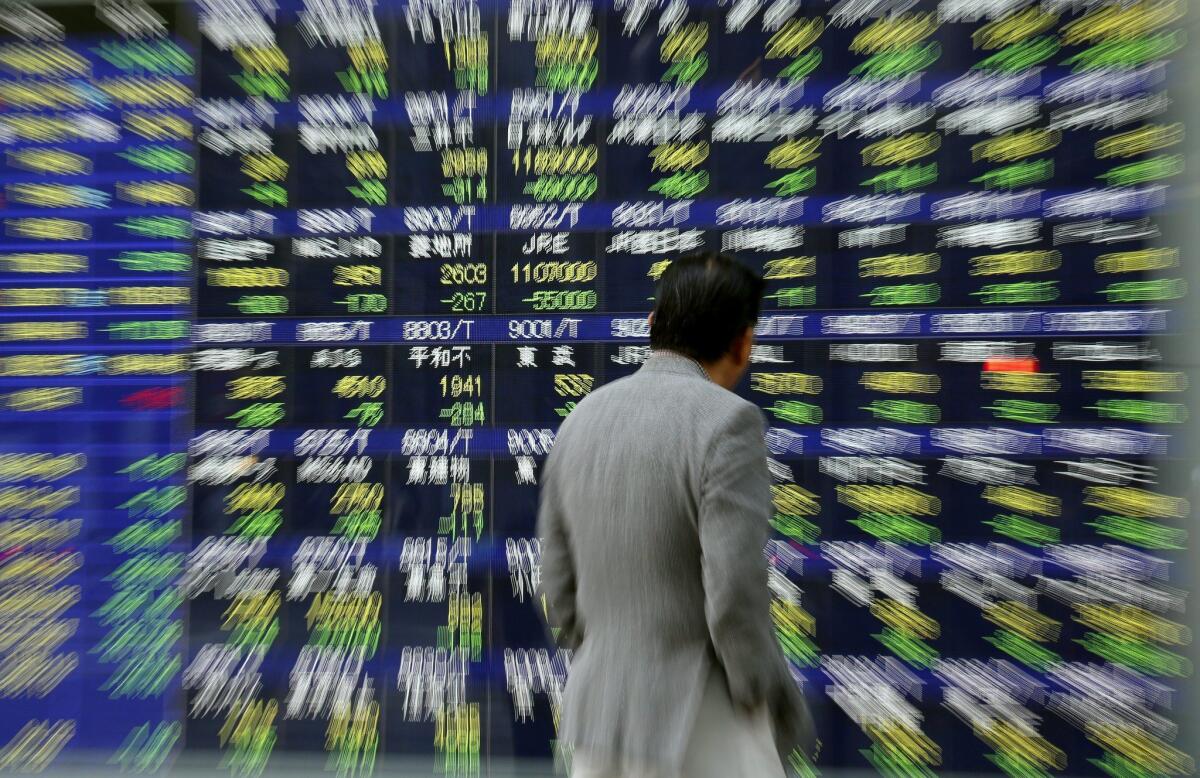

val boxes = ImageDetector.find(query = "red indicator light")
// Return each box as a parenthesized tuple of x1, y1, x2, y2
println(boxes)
(120, 386, 183, 410)
(983, 358, 1038, 373)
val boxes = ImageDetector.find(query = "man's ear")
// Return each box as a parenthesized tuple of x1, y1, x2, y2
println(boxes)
(647, 311, 655, 329)
(735, 326, 754, 366)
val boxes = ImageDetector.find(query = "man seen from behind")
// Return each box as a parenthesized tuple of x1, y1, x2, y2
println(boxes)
(536, 251, 816, 778)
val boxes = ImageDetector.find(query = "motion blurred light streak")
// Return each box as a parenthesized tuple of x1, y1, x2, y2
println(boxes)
(94, 39, 193, 74)
(863, 163, 938, 193)
(0, 43, 88, 76)
(986, 399, 1060, 424)
(850, 42, 940, 79)
(1104, 276, 1186, 302)
(851, 514, 941, 545)
(972, 159, 1054, 189)
(850, 14, 935, 54)
(1060, 0, 1186, 45)
(874, 627, 937, 668)
(973, 37, 1059, 72)
(768, 400, 823, 424)
(1064, 31, 1186, 72)
(1083, 487, 1189, 520)
(1096, 247, 1179, 274)
(1100, 154, 1184, 187)
(985, 601, 1061, 642)
(970, 250, 1061, 276)
(120, 144, 195, 173)
(862, 133, 940, 166)
(972, 6, 1057, 49)
(1075, 604, 1190, 646)
(972, 129, 1061, 162)
(860, 253, 940, 278)
(1092, 399, 1188, 425)
(768, 18, 821, 58)
(1096, 123, 1185, 158)
(860, 372, 940, 394)
(1086, 724, 1193, 776)
(6, 148, 90, 174)
(863, 400, 940, 424)
(762, 256, 815, 279)
(1078, 632, 1190, 677)
(1083, 370, 1187, 392)
(972, 281, 1059, 304)
(984, 514, 1060, 546)
(1087, 515, 1186, 550)
(861, 721, 941, 776)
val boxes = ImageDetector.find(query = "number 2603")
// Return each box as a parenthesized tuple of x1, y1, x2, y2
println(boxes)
(440, 263, 487, 284)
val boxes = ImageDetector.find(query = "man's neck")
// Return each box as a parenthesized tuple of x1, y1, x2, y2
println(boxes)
(656, 349, 740, 390)
(698, 355, 744, 390)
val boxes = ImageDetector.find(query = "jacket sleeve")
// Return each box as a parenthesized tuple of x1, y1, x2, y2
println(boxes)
(699, 403, 816, 760)
(535, 442, 583, 650)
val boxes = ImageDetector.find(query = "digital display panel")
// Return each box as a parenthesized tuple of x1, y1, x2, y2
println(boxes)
(0, 0, 1194, 775)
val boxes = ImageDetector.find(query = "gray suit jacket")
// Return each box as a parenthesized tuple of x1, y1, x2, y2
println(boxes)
(537, 350, 815, 773)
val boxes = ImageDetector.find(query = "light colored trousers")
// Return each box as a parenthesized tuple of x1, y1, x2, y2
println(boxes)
(571, 670, 786, 778)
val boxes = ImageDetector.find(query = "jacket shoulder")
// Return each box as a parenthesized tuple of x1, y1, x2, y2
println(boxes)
(565, 371, 762, 440)
(681, 378, 764, 431)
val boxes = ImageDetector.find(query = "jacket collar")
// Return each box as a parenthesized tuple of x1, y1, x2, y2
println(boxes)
(640, 350, 712, 381)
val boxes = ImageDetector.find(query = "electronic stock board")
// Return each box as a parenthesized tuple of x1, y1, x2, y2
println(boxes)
(0, 0, 1195, 775)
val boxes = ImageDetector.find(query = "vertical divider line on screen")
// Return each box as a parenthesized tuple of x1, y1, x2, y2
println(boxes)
(380, 342, 393, 772)
(488, 4, 500, 770)
(179, 0, 202, 753)
(488, 341, 497, 778)
(378, 11, 400, 767)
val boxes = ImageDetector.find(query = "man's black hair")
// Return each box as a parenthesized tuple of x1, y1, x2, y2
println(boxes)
(650, 251, 765, 363)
